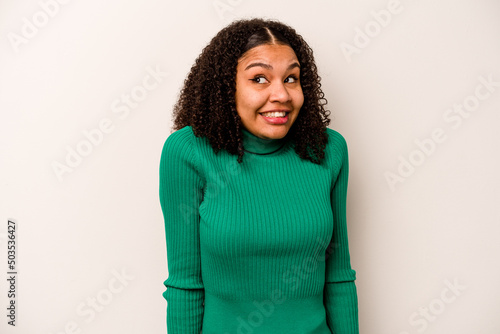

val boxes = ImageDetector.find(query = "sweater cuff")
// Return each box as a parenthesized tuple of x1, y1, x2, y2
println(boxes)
(164, 286, 204, 334)
(324, 281, 359, 334)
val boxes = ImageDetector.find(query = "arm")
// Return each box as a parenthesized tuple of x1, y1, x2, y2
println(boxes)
(159, 128, 205, 333)
(324, 132, 359, 334)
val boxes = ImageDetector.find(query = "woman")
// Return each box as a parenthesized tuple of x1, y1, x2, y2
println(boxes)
(159, 18, 359, 333)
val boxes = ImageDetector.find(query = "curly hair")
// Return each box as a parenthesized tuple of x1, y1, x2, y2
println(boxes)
(171, 18, 331, 164)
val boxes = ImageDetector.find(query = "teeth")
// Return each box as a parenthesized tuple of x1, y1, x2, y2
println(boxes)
(261, 111, 287, 117)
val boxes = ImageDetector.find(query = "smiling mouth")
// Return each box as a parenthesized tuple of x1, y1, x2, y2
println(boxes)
(259, 111, 290, 125)
(259, 111, 289, 118)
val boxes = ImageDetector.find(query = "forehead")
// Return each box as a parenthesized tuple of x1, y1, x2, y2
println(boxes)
(238, 44, 299, 66)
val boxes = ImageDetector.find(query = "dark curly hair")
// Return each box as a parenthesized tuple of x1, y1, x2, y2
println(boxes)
(171, 18, 331, 164)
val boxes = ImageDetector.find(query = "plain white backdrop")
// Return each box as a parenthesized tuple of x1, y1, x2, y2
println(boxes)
(1, 0, 499, 333)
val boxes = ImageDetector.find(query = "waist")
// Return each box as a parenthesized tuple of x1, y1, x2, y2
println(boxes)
(201, 291, 331, 334)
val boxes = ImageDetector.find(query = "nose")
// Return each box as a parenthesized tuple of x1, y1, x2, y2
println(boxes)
(269, 81, 291, 103)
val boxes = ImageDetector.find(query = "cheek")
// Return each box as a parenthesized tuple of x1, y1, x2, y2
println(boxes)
(237, 90, 266, 112)
(294, 88, 305, 109)
(235, 92, 257, 121)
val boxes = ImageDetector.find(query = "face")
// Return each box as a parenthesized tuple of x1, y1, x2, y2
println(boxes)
(235, 44, 304, 140)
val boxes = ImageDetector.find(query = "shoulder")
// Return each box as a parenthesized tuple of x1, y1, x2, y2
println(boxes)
(160, 126, 199, 167)
(325, 127, 347, 148)
(324, 129, 349, 189)
(324, 127, 348, 161)
(162, 126, 195, 151)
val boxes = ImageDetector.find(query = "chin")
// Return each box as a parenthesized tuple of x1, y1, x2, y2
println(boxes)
(260, 127, 290, 140)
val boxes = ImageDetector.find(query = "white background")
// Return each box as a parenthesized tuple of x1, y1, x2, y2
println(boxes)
(1, 0, 499, 333)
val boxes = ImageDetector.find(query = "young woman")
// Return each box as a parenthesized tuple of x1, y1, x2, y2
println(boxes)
(159, 18, 359, 334)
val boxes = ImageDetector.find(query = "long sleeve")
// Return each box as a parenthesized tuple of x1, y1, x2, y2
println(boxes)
(159, 129, 205, 333)
(323, 132, 359, 334)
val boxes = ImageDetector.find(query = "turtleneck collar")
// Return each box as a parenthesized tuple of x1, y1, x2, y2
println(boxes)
(241, 127, 289, 155)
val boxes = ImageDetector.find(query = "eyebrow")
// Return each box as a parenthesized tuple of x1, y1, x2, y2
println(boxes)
(244, 62, 300, 71)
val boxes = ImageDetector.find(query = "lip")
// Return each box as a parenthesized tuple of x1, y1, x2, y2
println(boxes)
(259, 110, 290, 125)
(259, 109, 291, 114)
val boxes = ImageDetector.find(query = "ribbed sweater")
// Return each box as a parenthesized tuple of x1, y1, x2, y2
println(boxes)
(159, 125, 359, 334)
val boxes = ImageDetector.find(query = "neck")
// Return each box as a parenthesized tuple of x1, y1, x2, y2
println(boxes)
(241, 128, 289, 155)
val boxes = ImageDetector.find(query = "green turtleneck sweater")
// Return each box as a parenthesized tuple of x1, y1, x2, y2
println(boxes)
(159, 125, 359, 334)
